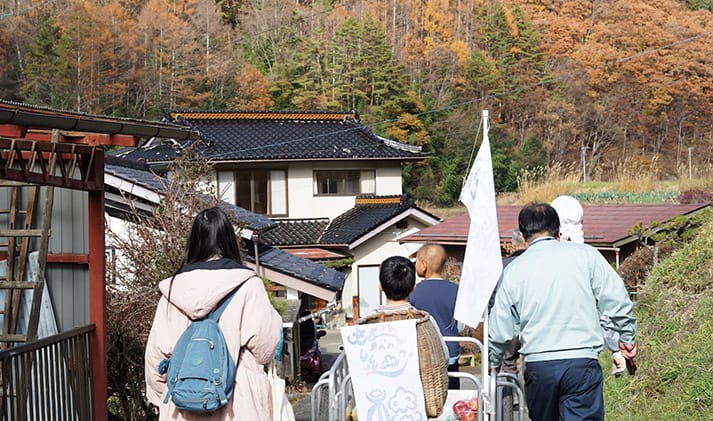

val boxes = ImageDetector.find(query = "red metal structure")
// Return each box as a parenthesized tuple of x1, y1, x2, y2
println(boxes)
(0, 100, 197, 419)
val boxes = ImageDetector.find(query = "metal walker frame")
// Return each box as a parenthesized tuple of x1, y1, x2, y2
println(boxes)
(310, 337, 526, 420)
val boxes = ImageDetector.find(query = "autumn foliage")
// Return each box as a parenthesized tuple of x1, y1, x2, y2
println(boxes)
(1, 0, 713, 204)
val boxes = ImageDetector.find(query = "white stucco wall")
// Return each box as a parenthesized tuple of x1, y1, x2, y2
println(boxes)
(209, 162, 403, 219)
(373, 166, 404, 196)
(287, 162, 404, 219)
(339, 219, 428, 319)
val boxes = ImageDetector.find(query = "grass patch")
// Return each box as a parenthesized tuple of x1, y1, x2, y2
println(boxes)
(604, 211, 713, 419)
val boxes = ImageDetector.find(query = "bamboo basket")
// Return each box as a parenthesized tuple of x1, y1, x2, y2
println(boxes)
(357, 309, 448, 417)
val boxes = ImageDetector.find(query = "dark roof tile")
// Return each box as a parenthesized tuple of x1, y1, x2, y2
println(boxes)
(105, 156, 344, 294)
(104, 160, 275, 231)
(245, 240, 345, 292)
(320, 194, 423, 245)
(259, 219, 331, 246)
(115, 110, 426, 162)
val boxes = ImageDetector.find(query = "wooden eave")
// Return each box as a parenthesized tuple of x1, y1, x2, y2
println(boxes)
(0, 99, 197, 419)
(0, 101, 199, 145)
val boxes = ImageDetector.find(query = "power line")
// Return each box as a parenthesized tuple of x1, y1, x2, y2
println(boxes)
(0, 0, 55, 20)
(202, 28, 713, 159)
(372, 29, 713, 130)
(5, 0, 713, 158)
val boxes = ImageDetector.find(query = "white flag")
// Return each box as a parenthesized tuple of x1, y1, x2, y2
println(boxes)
(454, 112, 503, 328)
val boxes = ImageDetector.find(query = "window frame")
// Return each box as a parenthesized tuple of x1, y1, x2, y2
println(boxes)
(313, 169, 376, 196)
(232, 168, 288, 216)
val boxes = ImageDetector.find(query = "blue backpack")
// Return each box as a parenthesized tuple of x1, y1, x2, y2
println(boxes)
(160, 286, 241, 413)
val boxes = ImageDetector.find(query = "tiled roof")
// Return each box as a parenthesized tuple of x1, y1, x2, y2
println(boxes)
(104, 157, 344, 294)
(244, 239, 345, 292)
(114, 110, 426, 163)
(259, 219, 331, 246)
(105, 159, 168, 193)
(319, 194, 439, 246)
(399, 204, 710, 247)
(104, 156, 275, 232)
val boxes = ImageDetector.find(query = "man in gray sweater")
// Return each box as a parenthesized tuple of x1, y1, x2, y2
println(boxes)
(488, 203, 638, 421)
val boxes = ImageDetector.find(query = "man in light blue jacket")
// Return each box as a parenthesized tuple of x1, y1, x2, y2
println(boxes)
(488, 203, 638, 421)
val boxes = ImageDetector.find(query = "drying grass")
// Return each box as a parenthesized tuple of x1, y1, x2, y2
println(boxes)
(514, 156, 690, 205)
(609, 156, 663, 193)
(516, 162, 582, 203)
(678, 163, 713, 193)
(427, 156, 713, 212)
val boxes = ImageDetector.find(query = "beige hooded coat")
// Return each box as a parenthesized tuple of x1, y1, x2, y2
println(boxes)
(145, 260, 282, 420)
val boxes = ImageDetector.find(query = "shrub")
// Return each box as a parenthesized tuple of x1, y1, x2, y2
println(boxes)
(677, 189, 712, 204)
(618, 246, 654, 293)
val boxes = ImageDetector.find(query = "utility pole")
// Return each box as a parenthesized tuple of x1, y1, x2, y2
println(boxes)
(581, 146, 589, 183)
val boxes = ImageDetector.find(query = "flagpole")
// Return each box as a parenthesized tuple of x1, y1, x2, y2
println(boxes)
(482, 307, 492, 419)
(454, 108, 501, 420)
(481, 110, 495, 421)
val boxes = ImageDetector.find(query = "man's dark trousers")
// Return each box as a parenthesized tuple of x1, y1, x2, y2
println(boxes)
(524, 358, 604, 421)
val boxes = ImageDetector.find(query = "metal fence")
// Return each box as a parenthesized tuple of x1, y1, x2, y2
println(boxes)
(0, 325, 95, 421)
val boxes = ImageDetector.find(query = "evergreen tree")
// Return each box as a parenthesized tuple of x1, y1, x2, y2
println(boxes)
(476, 2, 544, 94)
(686, 0, 713, 11)
(463, 49, 503, 103)
(328, 16, 415, 120)
(291, 35, 332, 109)
(20, 16, 72, 109)
(329, 17, 365, 111)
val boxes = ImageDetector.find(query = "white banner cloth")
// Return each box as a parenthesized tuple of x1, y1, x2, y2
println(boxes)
(341, 319, 426, 421)
(454, 113, 503, 328)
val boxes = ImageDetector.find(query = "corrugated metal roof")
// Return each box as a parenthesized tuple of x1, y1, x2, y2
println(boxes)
(399, 204, 710, 246)
(104, 161, 276, 232)
(282, 248, 349, 260)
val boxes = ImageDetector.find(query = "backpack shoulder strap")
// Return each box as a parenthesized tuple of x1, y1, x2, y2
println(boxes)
(207, 282, 244, 322)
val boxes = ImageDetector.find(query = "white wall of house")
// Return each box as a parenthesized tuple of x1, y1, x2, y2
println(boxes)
(211, 161, 404, 219)
(340, 218, 428, 319)
(105, 214, 137, 287)
(373, 165, 404, 196)
(287, 162, 404, 220)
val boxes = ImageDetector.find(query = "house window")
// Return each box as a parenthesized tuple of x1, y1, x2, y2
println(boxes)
(230, 169, 287, 215)
(314, 170, 375, 195)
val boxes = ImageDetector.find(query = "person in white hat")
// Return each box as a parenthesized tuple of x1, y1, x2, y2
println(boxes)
(551, 195, 627, 376)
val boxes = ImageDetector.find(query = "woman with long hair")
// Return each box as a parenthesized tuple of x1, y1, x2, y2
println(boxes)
(145, 206, 282, 420)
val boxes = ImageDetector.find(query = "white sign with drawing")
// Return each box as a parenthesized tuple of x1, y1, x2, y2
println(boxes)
(341, 319, 426, 421)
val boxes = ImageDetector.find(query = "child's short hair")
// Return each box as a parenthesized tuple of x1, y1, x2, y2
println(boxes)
(379, 256, 415, 300)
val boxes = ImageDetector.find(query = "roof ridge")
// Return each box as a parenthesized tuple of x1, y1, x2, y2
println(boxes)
(166, 110, 359, 122)
(274, 218, 331, 223)
(355, 193, 415, 207)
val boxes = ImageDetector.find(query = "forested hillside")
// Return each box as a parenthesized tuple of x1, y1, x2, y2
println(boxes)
(1, 0, 713, 204)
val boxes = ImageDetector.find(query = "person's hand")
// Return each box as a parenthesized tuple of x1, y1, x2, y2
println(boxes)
(619, 342, 637, 359)
(610, 351, 626, 376)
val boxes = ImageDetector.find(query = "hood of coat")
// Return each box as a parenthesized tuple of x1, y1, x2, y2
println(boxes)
(158, 258, 255, 320)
